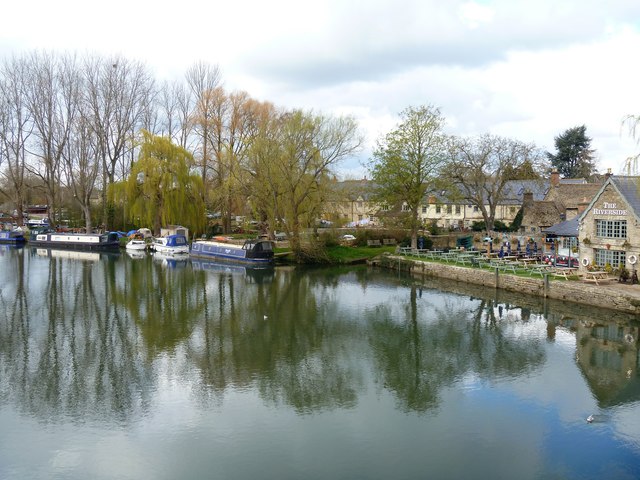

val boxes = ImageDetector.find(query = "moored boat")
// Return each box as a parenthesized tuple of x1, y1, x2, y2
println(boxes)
(150, 234, 189, 255)
(190, 238, 274, 265)
(0, 229, 26, 245)
(125, 239, 148, 251)
(28, 231, 120, 250)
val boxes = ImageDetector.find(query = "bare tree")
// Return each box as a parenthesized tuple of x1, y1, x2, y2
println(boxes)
(444, 134, 544, 232)
(157, 79, 193, 149)
(24, 51, 80, 226)
(61, 98, 101, 232)
(0, 55, 32, 226)
(185, 61, 222, 203)
(83, 54, 154, 229)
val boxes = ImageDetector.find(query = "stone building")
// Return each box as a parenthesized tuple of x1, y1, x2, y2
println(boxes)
(577, 176, 640, 271)
(420, 179, 548, 230)
(520, 169, 602, 237)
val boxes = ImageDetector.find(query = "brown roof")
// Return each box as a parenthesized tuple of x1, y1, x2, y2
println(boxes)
(521, 201, 563, 229)
(544, 183, 602, 212)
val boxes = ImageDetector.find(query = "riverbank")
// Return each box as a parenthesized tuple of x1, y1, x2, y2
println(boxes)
(371, 253, 640, 315)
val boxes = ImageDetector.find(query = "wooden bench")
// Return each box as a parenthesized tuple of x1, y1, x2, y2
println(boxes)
(582, 271, 612, 285)
(382, 238, 397, 246)
(367, 239, 382, 247)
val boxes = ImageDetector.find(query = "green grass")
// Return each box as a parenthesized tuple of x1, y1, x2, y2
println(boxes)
(325, 245, 396, 263)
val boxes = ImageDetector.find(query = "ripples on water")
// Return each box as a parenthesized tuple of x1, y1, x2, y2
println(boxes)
(0, 248, 638, 479)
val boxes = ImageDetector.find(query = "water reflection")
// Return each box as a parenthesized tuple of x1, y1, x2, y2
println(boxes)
(0, 249, 639, 478)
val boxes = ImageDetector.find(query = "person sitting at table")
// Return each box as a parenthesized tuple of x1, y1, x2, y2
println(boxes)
(499, 245, 504, 258)
(525, 243, 531, 257)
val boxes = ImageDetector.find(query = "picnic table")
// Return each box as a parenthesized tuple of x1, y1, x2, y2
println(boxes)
(552, 267, 578, 280)
(518, 257, 539, 266)
(528, 265, 554, 277)
(441, 252, 459, 262)
(582, 270, 611, 285)
(455, 254, 476, 266)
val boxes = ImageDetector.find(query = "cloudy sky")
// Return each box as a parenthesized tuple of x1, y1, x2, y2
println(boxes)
(2, 0, 640, 178)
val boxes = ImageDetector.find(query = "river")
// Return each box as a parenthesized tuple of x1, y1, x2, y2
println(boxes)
(0, 246, 638, 479)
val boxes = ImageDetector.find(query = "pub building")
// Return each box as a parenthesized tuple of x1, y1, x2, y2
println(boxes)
(577, 176, 640, 272)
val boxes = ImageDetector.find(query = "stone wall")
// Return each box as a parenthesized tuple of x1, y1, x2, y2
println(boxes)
(374, 254, 640, 315)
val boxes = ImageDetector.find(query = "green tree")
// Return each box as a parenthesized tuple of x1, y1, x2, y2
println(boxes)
(247, 109, 361, 260)
(546, 125, 596, 178)
(117, 130, 205, 235)
(367, 105, 448, 249)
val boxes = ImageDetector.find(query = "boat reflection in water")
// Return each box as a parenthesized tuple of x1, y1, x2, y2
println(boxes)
(34, 247, 107, 262)
(152, 250, 189, 268)
(191, 257, 275, 283)
(126, 249, 147, 260)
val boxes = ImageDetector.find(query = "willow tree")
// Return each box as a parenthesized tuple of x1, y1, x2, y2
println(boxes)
(248, 109, 361, 258)
(119, 130, 205, 235)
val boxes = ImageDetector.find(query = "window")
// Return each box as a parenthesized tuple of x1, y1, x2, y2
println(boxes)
(561, 237, 577, 249)
(595, 219, 627, 238)
(510, 206, 517, 214)
(436, 205, 441, 214)
(401, 204, 410, 212)
(446, 205, 452, 214)
(381, 204, 389, 212)
(455, 205, 461, 215)
(473, 206, 479, 212)
(595, 249, 625, 268)
(422, 206, 427, 214)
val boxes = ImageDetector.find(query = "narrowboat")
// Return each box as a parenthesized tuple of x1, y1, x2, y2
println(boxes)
(150, 234, 189, 255)
(190, 238, 274, 265)
(28, 231, 120, 250)
(0, 229, 26, 245)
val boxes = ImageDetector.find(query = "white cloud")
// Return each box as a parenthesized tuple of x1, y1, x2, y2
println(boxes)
(2, 0, 640, 178)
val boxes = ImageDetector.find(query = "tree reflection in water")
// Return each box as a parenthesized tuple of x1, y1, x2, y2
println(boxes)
(0, 252, 637, 425)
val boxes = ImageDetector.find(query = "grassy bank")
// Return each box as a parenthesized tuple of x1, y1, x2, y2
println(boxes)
(275, 244, 397, 264)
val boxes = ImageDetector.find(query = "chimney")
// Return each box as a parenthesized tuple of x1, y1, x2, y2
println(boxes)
(577, 197, 589, 215)
(550, 168, 560, 187)
(605, 168, 612, 180)
(428, 195, 436, 204)
(523, 191, 534, 209)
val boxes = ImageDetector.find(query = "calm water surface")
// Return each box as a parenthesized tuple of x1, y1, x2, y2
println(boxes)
(0, 246, 639, 479)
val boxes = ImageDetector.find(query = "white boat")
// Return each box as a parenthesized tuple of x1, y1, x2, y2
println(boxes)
(151, 234, 189, 255)
(125, 239, 147, 251)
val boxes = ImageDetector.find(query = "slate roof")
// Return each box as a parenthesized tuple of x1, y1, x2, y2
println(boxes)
(577, 176, 640, 224)
(542, 217, 579, 237)
(426, 179, 549, 204)
(611, 176, 640, 216)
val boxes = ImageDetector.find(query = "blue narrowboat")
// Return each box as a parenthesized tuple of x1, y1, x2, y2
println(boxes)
(0, 230, 26, 245)
(190, 238, 274, 265)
